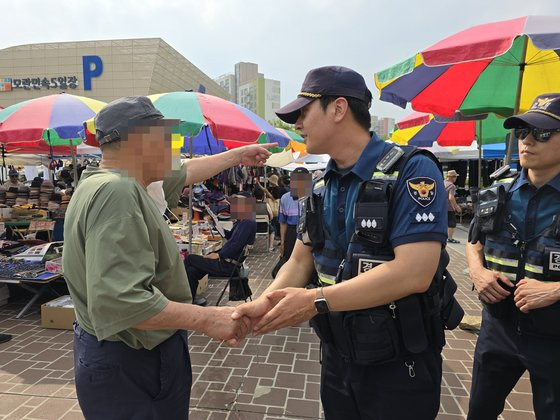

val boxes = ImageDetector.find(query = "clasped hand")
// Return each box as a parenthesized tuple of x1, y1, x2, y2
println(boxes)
(231, 287, 317, 336)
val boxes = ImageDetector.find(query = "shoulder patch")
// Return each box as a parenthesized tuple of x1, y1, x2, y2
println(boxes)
(406, 177, 437, 208)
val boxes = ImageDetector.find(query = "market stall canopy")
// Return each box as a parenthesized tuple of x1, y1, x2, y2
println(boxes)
(375, 16, 560, 119)
(0, 93, 106, 155)
(83, 92, 290, 152)
(282, 153, 330, 172)
(392, 112, 508, 147)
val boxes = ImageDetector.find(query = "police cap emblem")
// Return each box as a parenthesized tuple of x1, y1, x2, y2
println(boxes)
(406, 177, 436, 208)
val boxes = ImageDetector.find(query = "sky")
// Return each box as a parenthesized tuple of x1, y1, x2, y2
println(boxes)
(2, 0, 559, 121)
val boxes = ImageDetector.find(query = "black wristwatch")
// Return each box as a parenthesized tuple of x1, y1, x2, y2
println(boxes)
(314, 287, 330, 314)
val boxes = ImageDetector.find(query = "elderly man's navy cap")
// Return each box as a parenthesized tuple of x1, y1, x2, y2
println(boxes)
(504, 93, 560, 130)
(8, 169, 18, 177)
(93, 96, 164, 146)
(276, 66, 372, 124)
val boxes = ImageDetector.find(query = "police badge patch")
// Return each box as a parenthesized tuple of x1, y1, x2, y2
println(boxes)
(406, 177, 436, 208)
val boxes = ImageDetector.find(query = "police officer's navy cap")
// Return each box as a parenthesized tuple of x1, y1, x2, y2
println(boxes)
(276, 66, 373, 124)
(504, 93, 560, 130)
(93, 96, 164, 146)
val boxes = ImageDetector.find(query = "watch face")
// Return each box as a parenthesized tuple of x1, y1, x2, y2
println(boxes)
(315, 298, 329, 314)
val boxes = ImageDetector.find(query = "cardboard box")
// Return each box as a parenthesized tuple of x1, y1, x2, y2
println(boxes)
(41, 295, 75, 330)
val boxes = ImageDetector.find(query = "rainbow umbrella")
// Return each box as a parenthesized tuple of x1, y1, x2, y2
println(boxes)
(149, 92, 289, 150)
(0, 93, 106, 154)
(375, 16, 560, 162)
(0, 93, 106, 182)
(83, 92, 289, 151)
(392, 112, 508, 147)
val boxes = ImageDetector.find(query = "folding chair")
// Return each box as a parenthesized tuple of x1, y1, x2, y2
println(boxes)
(214, 245, 253, 306)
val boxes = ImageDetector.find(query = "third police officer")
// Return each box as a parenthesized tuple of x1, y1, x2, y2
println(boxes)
(467, 93, 560, 419)
(233, 66, 462, 420)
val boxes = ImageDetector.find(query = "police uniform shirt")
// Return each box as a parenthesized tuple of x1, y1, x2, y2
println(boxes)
(322, 134, 447, 253)
(485, 169, 560, 282)
(507, 169, 560, 239)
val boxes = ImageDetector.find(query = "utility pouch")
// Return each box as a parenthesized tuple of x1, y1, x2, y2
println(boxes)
(299, 194, 324, 250)
(309, 313, 335, 344)
(342, 309, 400, 365)
(543, 247, 560, 281)
(396, 295, 429, 354)
(354, 180, 392, 245)
(477, 185, 507, 233)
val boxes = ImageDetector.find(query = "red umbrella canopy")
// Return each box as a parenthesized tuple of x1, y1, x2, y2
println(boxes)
(82, 92, 289, 151)
(375, 16, 560, 118)
(392, 112, 508, 147)
(0, 93, 106, 155)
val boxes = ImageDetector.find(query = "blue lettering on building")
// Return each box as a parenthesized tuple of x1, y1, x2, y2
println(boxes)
(82, 56, 103, 91)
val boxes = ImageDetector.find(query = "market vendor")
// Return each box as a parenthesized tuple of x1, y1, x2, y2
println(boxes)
(4, 169, 23, 188)
(62, 96, 276, 419)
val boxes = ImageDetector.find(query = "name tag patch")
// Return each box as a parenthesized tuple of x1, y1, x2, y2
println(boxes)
(406, 177, 437, 208)
(550, 251, 560, 272)
(358, 258, 385, 273)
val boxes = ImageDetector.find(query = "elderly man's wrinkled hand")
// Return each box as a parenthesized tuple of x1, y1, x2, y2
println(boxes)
(203, 306, 251, 347)
(248, 288, 316, 335)
(231, 296, 277, 330)
(238, 143, 278, 167)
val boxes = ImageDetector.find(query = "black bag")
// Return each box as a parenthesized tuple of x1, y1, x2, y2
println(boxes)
(271, 255, 288, 278)
(228, 277, 252, 301)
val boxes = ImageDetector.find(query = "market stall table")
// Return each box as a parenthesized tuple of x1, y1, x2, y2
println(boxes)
(0, 271, 62, 318)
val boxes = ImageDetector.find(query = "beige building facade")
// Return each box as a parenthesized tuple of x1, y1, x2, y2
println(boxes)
(0, 38, 228, 108)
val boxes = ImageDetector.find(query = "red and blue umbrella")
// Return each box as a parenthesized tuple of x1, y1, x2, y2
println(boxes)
(0, 93, 106, 154)
(375, 16, 560, 119)
(84, 92, 289, 151)
(392, 112, 508, 147)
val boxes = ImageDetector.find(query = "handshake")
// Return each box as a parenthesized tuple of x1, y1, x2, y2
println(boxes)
(202, 287, 318, 347)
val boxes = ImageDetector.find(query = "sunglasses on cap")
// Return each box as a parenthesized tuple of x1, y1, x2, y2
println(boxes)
(514, 127, 560, 142)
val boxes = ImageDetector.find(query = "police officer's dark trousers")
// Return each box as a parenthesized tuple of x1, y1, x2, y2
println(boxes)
(73, 323, 192, 419)
(468, 308, 560, 419)
(320, 342, 442, 420)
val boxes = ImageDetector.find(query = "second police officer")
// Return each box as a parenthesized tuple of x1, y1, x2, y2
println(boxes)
(233, 66, 462, 420)
(467, 93, 560, 419)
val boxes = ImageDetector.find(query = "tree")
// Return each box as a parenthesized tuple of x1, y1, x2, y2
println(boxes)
(270, 119, 297, 132)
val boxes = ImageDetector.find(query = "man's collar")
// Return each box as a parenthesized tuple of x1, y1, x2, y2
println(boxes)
(324, 133, 387, 181)
(511, 168, 560, 193)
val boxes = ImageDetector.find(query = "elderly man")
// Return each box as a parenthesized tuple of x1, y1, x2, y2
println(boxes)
(467, 93, 560, 419)
(62, 96, 274, 419)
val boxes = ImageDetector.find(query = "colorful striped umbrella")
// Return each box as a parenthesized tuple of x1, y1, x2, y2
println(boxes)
(149, 92, 289, 149)
(84, 92, 289, 151)
(392, 112, 508, 147)
(375, 16, 560, 162)
(0, 93, 106, 154)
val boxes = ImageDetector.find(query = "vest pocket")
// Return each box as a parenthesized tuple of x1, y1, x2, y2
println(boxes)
(522, 302, 560, 336)
(343, 309, 400, 365)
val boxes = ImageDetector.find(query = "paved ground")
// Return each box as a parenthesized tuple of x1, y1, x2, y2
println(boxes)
(0, 228, 536, 419)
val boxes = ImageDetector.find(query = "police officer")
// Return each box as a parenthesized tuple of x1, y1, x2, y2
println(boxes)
(466, 93, 560, 419)
(233, 66, 453, 420)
